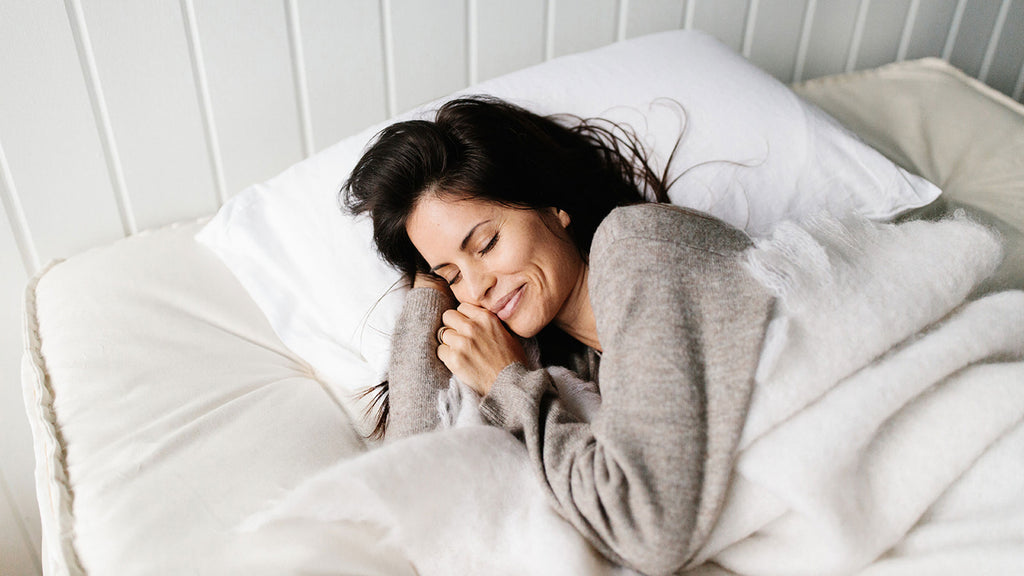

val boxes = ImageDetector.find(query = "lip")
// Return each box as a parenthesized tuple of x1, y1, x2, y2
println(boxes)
(492, 285, 524, 322)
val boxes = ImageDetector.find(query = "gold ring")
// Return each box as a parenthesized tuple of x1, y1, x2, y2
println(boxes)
(436, 326, 449, 344)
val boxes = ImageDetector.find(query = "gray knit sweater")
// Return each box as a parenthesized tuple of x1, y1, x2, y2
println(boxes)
(386, 203, 773, 575)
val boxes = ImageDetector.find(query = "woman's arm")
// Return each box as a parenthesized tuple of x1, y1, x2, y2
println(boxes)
(385, 278, 457, 440)
(478, 205, 773, 574)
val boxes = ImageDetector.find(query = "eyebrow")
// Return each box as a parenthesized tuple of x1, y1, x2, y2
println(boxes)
(428, 219, 491, 274)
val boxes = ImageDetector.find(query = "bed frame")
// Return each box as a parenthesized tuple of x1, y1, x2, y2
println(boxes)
(1, 1, 1023, 573)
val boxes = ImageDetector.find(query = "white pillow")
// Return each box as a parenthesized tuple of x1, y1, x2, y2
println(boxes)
(196, 30, 940, 414)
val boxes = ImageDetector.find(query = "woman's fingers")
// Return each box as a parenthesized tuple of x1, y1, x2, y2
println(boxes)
(434, 303, 525, 395)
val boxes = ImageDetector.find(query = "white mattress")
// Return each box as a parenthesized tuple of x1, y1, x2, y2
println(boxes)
(22, 58, 1024, 574)
(22, 220, 369, 574)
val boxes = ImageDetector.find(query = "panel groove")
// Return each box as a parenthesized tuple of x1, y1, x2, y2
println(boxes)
(285, 0, 315, 158)
(683, 0, 695, 29)
(0, 139, 40, 275)
(180, 0, 228, 207)
(845, 0, 871, 72)
(1014, 57, 1024, 101)
(792, 0, 817, 82)
(616, 0, 629, 41)
(0, 470, 41, 574)
(943, 0, 968, 61)
(896, 0, 920, 61)
(380, 0, 398, 117)
(467, 0, 479, 85)
(544, 0, 556, 60)
(64, 0, 136, 236)
(741, 0, 759, 58)
(978, 0, 1013, 83)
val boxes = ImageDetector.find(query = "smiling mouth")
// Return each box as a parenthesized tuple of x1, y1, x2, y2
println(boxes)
(493, 285, 524, 322)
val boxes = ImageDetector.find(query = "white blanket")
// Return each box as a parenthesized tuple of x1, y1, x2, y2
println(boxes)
(229, 213, 1024, 576)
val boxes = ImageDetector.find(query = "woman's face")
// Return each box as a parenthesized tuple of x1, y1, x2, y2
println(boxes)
(405, 194, 586, 338)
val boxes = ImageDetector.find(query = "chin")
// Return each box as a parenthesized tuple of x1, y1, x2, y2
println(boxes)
(506, 317, 543, 340)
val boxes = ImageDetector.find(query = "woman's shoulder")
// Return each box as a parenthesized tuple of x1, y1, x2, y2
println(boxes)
(590, 203, 752, 262)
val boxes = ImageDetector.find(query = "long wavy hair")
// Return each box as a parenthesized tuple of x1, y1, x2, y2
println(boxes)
(341, 95, 676, 439)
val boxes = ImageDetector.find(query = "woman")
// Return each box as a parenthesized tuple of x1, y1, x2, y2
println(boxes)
(342, 96, 773, 575)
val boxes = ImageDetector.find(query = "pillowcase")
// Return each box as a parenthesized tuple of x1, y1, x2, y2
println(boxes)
(196, 30, 940, 413)
(793, 57, 1024, 294)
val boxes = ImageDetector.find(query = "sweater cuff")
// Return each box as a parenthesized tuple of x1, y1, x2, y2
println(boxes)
(404, 286, 457, 317)
(479, 362, 550, 434)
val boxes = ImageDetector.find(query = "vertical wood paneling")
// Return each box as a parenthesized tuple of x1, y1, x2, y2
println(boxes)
(983, 0, 1024, 96)
(855, 0, 913, 70)
(843, 0, 871, 72)
(0, 141, 39, 275)
(476, 0, 546, 82)
(468, 0, 480, 84)
(65, 0, 137, 237)
(193, 0, 304, 197)
(692, 0, 749, 52)
(0, 475, 41, 576)
(285, 0, 315, 158)
(0, 196, 41, 575)
(0, 0, 124, 264)
(81, 0, 219, 231)
(389, 0, 467, 113)
(381, 0, 398, 116)
(181, 0, 228, 206)
(903, 0, 959, 60)
(896, 0, 921, 61)
(624, 0, 685, 39)
(792, 0, 818, 82)
(948, 0, 1002, 77)
(550, 0, 619, 58)
(747, 0, 806, 83)
(800, 0, 861, 79)
(297, 0, 388, 151)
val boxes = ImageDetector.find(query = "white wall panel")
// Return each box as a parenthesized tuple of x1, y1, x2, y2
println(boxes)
(551, 0, 619, 58)
(389, 0, 468, 113)
(801, 0, 860, 79)
(856, 0, 914, 70)
(82, 0, 219, 231)
(948, 0, 1003, 77)
(625, 0, 686, 39)
(0, 0, 124, 263)
(903, 0, 959, 60)
(194, 0, 304, 197)
(748, 0, 806, 83)
(692, 0, 750, 53)
(298, 0, 388, 152)
(0, 197, 41, 574)
(476, 0, 547, 82)
(985, 0, 1024, 97)
(0, 477, 41, 576)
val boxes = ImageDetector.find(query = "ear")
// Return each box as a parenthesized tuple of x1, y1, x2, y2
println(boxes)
(553, 208, 571, 229)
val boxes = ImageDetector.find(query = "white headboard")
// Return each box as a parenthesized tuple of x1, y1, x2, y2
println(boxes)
(2, 0, 1023, 271)
(0, 2, 1023, 571)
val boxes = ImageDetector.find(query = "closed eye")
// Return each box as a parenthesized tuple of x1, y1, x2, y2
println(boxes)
(480, 232, 499, 255)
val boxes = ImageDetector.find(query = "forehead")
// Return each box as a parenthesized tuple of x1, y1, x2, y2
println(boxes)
(407, 195, 502, 234)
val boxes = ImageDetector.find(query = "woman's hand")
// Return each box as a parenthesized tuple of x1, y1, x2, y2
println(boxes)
(436, 303, 526, 396)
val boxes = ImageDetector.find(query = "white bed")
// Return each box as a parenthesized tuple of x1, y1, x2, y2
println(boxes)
(19, 26, 1024, 576)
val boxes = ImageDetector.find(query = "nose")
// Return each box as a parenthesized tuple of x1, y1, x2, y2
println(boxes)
(458, 266, 495, 305)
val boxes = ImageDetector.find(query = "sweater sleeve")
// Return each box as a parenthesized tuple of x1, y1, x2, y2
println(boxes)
(385, 287, 457, 441)
(477, 205, 772, 575)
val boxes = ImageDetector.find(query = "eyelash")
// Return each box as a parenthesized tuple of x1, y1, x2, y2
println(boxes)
(445, 232, 499, 286)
